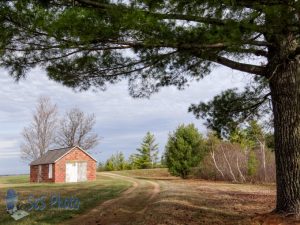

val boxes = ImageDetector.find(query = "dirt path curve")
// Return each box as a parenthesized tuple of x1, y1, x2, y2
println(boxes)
(65, 172, 160, 225)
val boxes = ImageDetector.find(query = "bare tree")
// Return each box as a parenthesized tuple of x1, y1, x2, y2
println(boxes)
(221, 145, 237, 182)
(236, 156, 246, 182)
(21, 96, 58, 161)
(55, 108, 99, 150)
(210, 150, 224, 179)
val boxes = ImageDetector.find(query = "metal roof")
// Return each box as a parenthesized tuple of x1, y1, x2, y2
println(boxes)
(30, 146, 97, 166)
(30, 147, 73, 165)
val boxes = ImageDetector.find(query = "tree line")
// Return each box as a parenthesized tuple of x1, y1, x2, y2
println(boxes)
(21, 96, 99, 161)
(99, 122, 275, 183)
(98, 132, 160, 171)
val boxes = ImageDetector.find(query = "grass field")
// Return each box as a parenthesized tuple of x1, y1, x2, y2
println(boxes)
(110, 169, 279, 225)
(0, 174, 131, 225)
(1, 169, 299, 225)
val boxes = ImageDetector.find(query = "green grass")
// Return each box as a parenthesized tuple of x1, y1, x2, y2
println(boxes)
(0, 173, 131, 225)
(0, 175, 29, 185)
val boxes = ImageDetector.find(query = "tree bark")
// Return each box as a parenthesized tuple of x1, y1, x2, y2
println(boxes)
(260, 141, 267, 182)
(221, 145, 237, 182)
(236, 156, 246, 183)
(256, 138, 267, 182)
(269, 59, 300, 216)
(211, 150, 225, 179)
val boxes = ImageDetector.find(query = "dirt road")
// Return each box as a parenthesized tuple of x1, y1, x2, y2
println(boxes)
(65, 172, 160, 225)
(65, 170, 300, 225)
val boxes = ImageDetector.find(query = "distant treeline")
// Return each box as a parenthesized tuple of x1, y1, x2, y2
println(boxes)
(98, 121, 275, 183)
(97, 132, 162, 171)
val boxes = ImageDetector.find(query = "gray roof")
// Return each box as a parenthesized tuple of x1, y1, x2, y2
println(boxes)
(30, 147, 72, 166)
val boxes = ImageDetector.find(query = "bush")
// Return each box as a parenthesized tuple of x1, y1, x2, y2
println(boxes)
(103, 151, 128, 171)
(192, 141, 276, 183)
(164, 124, 207, 178)
(247, 150, 258, 176)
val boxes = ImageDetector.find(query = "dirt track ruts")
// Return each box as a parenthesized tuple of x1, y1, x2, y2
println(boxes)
(64, 172, 160, 225)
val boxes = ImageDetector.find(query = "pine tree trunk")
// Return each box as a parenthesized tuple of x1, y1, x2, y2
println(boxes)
(269, 59, 300, 216)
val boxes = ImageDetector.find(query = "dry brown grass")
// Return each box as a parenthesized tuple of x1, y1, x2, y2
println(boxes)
(131, 178, 274, 225)
(112, 168, 177, 180)
(109, 169, 299, 225)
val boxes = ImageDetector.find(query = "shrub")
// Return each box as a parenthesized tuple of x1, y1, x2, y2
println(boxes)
(164, 124, 207, 178)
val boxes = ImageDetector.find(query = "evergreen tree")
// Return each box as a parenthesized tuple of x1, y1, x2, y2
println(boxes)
(128, 154, 138, 170)
(189, 86, 271, 139)
(104, 151, 127, 171)
(135, 132, 159, 169)
(165, 124, 206, 179)
(247, 150, 258, 177)
(116, 151, 127, 170)
(104, 158, 115, 171)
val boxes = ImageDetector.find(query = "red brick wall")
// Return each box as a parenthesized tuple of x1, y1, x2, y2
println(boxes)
(54, 147, 97, 183)
(30, 165, 38, 182)
(30, 164, 54, 183)
(30, 147, 97, 183)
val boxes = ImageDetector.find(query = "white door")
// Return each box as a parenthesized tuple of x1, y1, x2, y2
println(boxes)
(66, 162, 78, 182)
(77, 162, 87, 182)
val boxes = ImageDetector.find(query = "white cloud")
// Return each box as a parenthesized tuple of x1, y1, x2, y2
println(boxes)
(0, 66, 251, 173)
(0, 151, 20, 159)
(0, 140, 18, 149)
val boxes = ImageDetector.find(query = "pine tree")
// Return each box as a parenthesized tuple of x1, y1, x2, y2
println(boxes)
(104, 159, 114, 171)
(104, 151, 127, 171)
(135, 132, 159, 169)
(165, 124, 207, 179)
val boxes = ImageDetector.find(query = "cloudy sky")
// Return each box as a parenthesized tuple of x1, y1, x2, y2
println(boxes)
(0, 66, 251, 175)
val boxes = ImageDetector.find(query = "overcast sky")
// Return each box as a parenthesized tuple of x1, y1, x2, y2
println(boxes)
(0, 66, 251, 175)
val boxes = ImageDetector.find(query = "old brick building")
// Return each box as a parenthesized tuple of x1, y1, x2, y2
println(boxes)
(30, 146, 97, 183)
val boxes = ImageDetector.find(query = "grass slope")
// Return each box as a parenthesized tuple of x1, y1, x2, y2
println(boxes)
(0, 173, 131, 225)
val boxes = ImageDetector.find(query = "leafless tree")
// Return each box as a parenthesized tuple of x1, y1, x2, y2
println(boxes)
(55, 108, 99, 150)
(236, 156, 246, 182)
(20, 96, 58, 161)
(209, 142, 247, 183)
(210, 150, 224, 179)
(221, 144, 237, 182)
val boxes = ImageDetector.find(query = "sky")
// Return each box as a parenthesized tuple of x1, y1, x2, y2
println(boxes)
(0, 66, 251, 175)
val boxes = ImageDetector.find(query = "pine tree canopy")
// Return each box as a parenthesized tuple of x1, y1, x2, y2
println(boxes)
(189, 84, 272, 139)
(1, 0, 293, 96)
